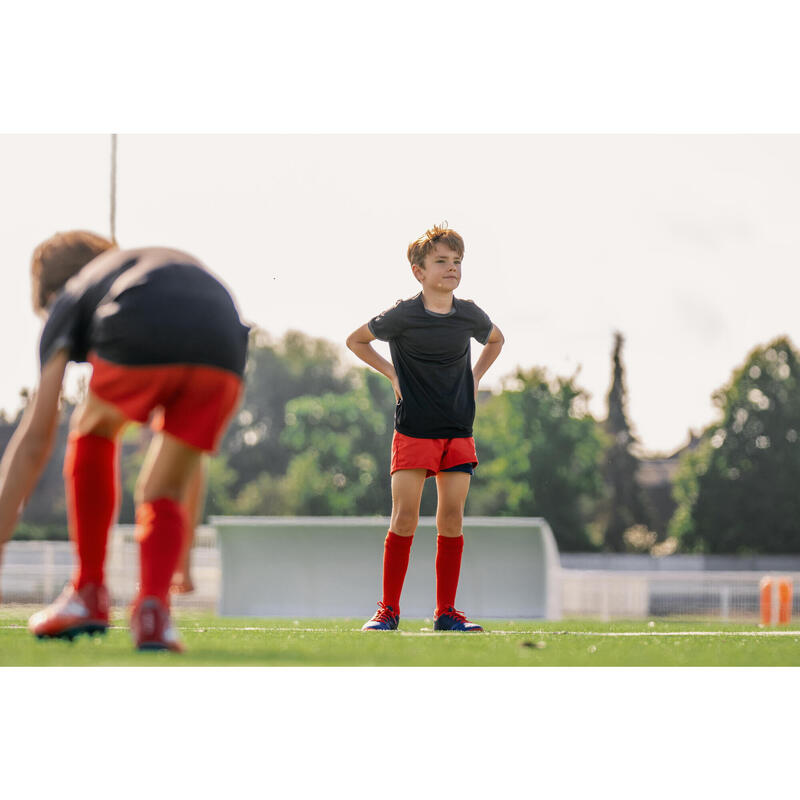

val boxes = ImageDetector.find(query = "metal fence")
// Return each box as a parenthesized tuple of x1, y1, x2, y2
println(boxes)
(560, 569, 800, 620)
(1, 526, 219, 610)
(3, 529, 799, 621)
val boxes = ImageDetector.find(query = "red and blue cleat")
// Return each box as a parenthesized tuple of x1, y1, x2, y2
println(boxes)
(433, 606, 483, 632)
(361, 601, 399, 631)
(130, 596, 184, 653)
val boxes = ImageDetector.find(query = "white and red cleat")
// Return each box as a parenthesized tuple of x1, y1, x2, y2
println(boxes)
(130, 596, 184, 653)
(28, 583, 110, 640)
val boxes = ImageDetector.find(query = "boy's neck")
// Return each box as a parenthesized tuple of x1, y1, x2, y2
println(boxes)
(420, 288, 454, 314)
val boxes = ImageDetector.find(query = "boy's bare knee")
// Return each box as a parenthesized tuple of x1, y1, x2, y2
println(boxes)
(391, 508, 419, 536)
(436, 507, 464, 536)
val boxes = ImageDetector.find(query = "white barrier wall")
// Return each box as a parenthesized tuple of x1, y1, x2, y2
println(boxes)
(211, 516, 562, 619)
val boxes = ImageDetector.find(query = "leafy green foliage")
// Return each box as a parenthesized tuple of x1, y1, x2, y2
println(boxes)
(199, 328, 362, 518)
(469, 368, 607, 551)
(221, 329, 352, 491)
(670, 337, 800, 553)
(279, 371, 394, 514)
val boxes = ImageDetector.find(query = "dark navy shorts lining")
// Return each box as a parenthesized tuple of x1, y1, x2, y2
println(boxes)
(441, 462, 475, 475)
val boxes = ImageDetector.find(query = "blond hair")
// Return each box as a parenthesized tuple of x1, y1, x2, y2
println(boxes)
(407, 223, 464, 268)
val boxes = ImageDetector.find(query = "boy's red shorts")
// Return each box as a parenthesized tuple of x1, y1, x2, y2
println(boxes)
(390, 431, 478, 477)
(88, 354, 243, 453)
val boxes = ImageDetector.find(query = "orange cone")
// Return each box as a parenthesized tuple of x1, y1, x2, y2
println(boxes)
(778, 578, 793, 625)
(760, 576, 793, 626)
(760, 577, 773, 626)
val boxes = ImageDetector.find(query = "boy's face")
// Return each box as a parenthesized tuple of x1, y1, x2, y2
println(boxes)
(413, 242, 462, 292)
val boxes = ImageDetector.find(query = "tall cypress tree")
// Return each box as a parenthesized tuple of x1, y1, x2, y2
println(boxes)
(603, 332, 650, 551)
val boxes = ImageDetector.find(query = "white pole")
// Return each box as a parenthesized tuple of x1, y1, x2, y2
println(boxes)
(110, 134, 118, 244)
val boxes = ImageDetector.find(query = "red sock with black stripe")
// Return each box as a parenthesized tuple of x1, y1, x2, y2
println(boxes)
(381, 531, 413, 612)
(136, 498, 185, 605)
(435, 534, 464, 616)
(63, 432, 118, 589)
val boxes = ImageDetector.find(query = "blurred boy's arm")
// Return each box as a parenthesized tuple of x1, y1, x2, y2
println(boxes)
(346, 323, 402, 401)
(473, 325, 505, 393)
(0, 351, 68, 554)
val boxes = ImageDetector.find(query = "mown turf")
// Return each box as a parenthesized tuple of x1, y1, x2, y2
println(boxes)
(2, 605, 800, 666)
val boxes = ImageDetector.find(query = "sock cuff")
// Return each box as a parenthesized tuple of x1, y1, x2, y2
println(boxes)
(386, 530, 413, 548)
(63, 431, 116, 477)
(66, 431, 117, 449)
(436, 534, 464, 550)
(135, 497, 186, 530)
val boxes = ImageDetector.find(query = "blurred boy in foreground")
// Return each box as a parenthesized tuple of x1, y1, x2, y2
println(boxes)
(0, 231, 248, 651)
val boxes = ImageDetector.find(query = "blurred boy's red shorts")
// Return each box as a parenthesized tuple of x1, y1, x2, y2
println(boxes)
(88, 353, 242, 453)
(390, 431, 478, 477)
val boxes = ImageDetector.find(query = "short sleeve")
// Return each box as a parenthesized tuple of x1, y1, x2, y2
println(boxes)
(469, 303, 493, 345)
(38, 290, 84, 369)
(368, 300, 407, 341)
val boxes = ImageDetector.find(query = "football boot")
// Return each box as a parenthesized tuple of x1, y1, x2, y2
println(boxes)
(361, 601, 399, 631)
(433, 606, 483, 632)
(130, 596, 184, 653)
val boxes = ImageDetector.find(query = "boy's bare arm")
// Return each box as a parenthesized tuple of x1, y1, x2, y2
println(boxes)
(346, 323, 402, 401)
(0, 351, 67, 559)
(473, 324, 505, 392)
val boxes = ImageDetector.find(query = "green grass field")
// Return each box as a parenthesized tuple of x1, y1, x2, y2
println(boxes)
(2, 605, 800, 666)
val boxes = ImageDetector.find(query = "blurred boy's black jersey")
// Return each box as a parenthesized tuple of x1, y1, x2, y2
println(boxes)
(39, 247, 249, 376)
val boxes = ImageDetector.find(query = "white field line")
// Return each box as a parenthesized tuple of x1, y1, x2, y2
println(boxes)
(492, 630, 800, 638)
(167, 627, 800, 637)
(3, 625, 800, 637)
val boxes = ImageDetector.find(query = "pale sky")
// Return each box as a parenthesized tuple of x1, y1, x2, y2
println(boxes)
(2, 134, 799, 454)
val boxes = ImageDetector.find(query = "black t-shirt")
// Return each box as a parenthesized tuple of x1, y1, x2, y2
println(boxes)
(368, 293, 493, 438)
(39, 247, 250, 376)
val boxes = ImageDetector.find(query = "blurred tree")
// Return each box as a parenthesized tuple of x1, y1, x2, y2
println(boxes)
(601, 332, 652, 551)
(469, 368, 607, 551)
(277, 370, 394, 514)
(670, 337, 800, 553)
(220, 328, 352, 495)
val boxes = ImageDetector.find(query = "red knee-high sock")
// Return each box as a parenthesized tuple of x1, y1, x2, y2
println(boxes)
(135, 498, 185, 605)
(435, 534, 464, 616)
(381, 531, 413, 612)
(63, 432, 118, 589)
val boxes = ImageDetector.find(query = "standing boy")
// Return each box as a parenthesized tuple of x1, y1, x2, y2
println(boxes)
(0, 231, 249, 652)
(346, 224, 504, 631)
